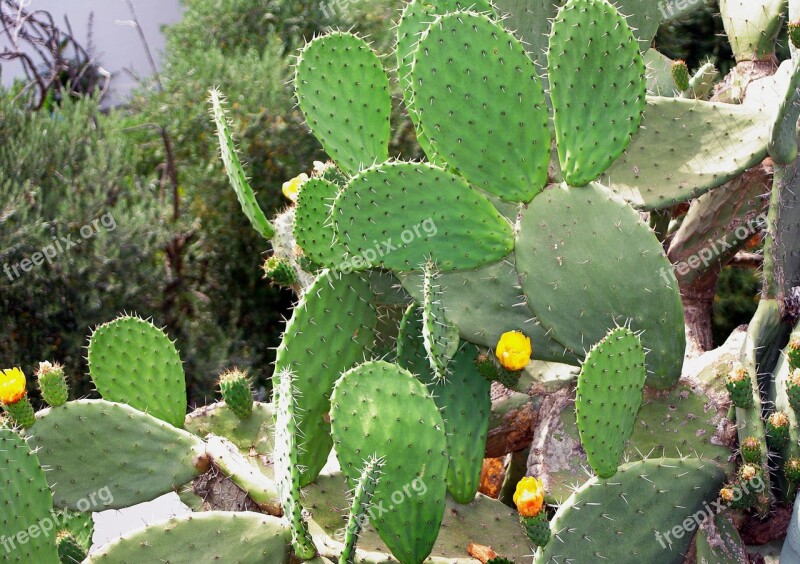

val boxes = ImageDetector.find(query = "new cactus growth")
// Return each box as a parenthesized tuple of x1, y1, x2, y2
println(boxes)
(339, 455, 384, 564)
(671, 60, 691, 92)
(514, 477, 550, 547)
(56, 531, 87, 563)
(789, 337, 800, 369)
(786, 458, 800, 483)
(218, 368, 254, 419)
(0, 367, 35, 428)
(741, 436, 762, 464)
(726, 362, 755, 408)
(767, 411, 791, 450)
(36, 361, 68, 407)
(262, 256, 298, 287)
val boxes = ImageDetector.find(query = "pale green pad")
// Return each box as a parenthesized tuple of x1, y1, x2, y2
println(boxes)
(720, 0, 786, 62)
(27, 400, 204, 510)
(492, 0, 561, 71)
(575, 327, 646, 478)
(185, 401, 274, 457)
(536, 458, 727, 563)
(331, 361, 449, 563)
(295, 33, 391, 176)
(0, 429, 59, 563)
(411, 12, 550, 202)
(333, 162, 514, 272)
(294, 178, 345, 268)
(209, 89, 274, 239)
(87, 512, 291, 563)
(396, 0, 496, 162)
(88, 315, 187, 428)
(274, 271, 378, 486)
(548, 0, 646, 187)
(515, 183, 685, 388)
(603, 96, 771, 210)
(398, 258, 578, 364)
(695, 511, 748, 564)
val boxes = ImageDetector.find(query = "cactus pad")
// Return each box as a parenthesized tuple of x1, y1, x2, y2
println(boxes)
(330, 361, 449, 563)
(603, 97, 771, 210)
(421, 262, 460, 381)
(515, 183, 685, 388)
(218, 369, 254, 419)
(0, 429, 59, 563)
(88, 315, 187, 428)
(294, 178, 344, 268)
(537, 457, 727, 563)
(295, 33, 390, 176)
(27, 400, 205, 510)
(36, 362, 68, 407)
(333, 161, 514, 271)
(548, 0, 646, 187)
(411, 12, 551, 202)
(87, 512, 291, 563)
(185, 401, 274, 458)
(340, 455, 384, 564)
(274, 271, 377, 485)
(576, 327, 647, 479)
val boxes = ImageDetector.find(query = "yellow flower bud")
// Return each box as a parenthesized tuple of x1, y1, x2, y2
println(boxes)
(282, 173, 309, 202)
(513, 476, 545, 517)
(0, 368, 27, 405)
(495, 331, 532, 371)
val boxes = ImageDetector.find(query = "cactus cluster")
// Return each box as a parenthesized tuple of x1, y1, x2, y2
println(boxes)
(6, 0, 800, 562)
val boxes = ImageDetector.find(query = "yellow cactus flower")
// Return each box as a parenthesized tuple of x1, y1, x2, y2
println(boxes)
(514, 476, 545, 517)
(282, 173, 309, 202)
(769, 411, 790, 428)
(719, 487, 735, 502)
(0, 368, 27, 405)
(496, 331, 532, 371)
(740, 464, 758, 481)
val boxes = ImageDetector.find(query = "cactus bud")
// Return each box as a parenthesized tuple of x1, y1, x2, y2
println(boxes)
(788, 368, 800, 416)
(766, 411, 790, 450)
(262, 256, 298, 287)
(785, 458, 800, 483)
(475, 352, 500, 382)
(790, 20, 800, 50)
(514, 477, 549, 547)
(740, 436, 762, 464)
(0, 368, 34, 428)
(495, 331, 532, 372)
(671, 60, 690, 91)
(788, 337, 800, 371)
(521, 512, 551, 547)
(725, 362, 754, 409)
(36, 361, 69, 407)
(56, 531, 87, 563)
(218, 368, 254, 419)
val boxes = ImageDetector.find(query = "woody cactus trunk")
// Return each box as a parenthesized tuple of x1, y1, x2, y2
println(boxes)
(5, 0, 800, 562)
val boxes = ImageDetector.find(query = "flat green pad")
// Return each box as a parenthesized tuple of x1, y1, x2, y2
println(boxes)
(295, 33, 391, 176)
(396, 0, 496, 162)
(398, 258, 577, 364)
(333, 162, 514, 271)
(0, 430, 59, 563)
(331, 361, 449, 564)
(88, 315, 187, 428)
(209, 89, 274, 239)
(274, 271, 377, 486)
(54, 509, 94, 552)
(515, 183, 685, 388)
(304, 471, 531, 563)
(491, 0, 561, 71)
(548, 0, 646, 187)
(421, 263, 460, 380)
(576, 328, 646, 478)
(695, 511, 748, 564)
(294, 178, 345, 268)
(27, 400, 204, 510)
(185, 401, 274, 457)
(602, 96, 771, 210)
(411, 12, 550, 202)
(536, 458, 727, 564)
(87, 512, 291, 563)
(615, 0, 664, 52)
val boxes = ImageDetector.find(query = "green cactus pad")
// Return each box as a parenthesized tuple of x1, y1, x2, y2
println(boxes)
(274, 271, 377, 486)
(262, 256, 298, 287)
(0, 429, 59, 563)
(720, 0, 785, 62)
(603, 97, 771, 210)
(411, 12, 550, 202)
(421, 262, 460, 381)
(340, 455, 384, 564)
(56, 531, 86, 564)
(396, 0, 496, 162)
(209, 89, 274, 239)
(330, 361, 449, 563)
(398, 258, 577, 364)
(5, 396, 35, 428)
(548, 0, 646, 187)
(26, 399, 205, 510)
(218, 369, 254, 419)
(522, 512, 551, 548)
(333, 161, 514, 272)
(294, 178, 345, 268)
(303, 470, 531, 562)
(536, 457, 726, 563)
(694, 511, 748, 564)
(88, 315, 186, 428)
(185, 401, 274, 458)
(54, 509, 94, 552)
(87, 512, 291, 563)
(515, 182, 685, 388)
(295, 33, 391, 176)
(37, 362, 68, 407)
(671, 60, 691, 91)
(576, 327, 647, 479)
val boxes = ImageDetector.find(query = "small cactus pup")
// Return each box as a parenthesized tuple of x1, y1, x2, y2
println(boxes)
(725, 362, 754, 408)
(787, 367, 800, 416)
(0, 367, 35, 428)
(740, 436, 762, 464)
(514, 476, 550, 547)
(785, 458, 800, 484)
(57, 530, 87, 563)
(218, 368, 254, 419)
(721, 463, 767, 510)
(671, 60, 691, 91)
(36, 361, 68, 407)
(789, 337, 800, 370)
(766, 411, 791, 450)
(262, 256, 298, 287)
(475, 351, 500, 383)
(790, 20, 800, 50)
